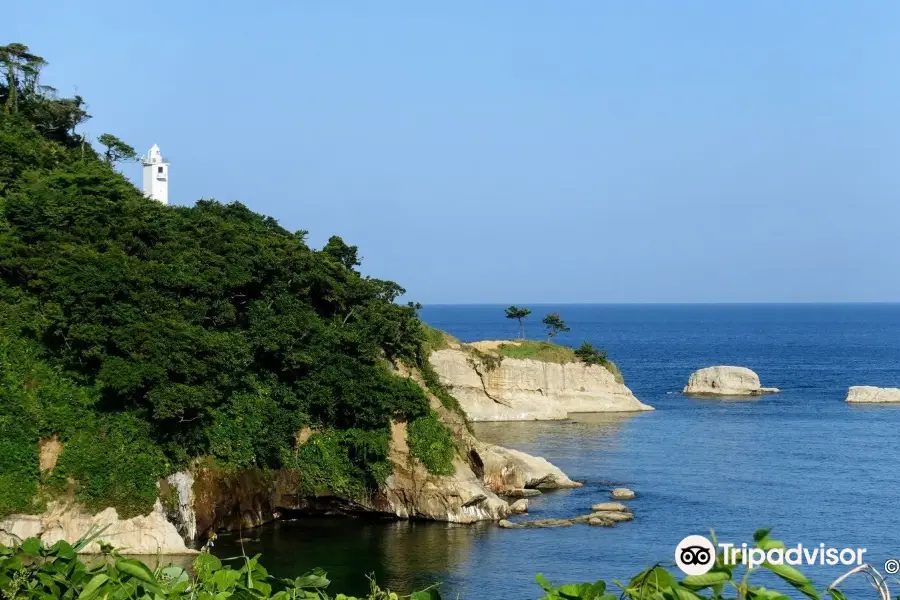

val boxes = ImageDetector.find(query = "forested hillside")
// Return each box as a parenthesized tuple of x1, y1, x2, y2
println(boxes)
(0, 43, 448, 518)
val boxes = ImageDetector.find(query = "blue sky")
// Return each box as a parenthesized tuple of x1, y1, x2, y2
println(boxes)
(8, 2, 900, 303)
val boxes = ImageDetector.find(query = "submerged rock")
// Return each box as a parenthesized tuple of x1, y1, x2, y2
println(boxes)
(589, 510, 633, 522)
(429, 348, 653, 421)
(588, 517, 615, 527)
(610, 488, 635, 500)
(500, 518, 573, 529)
(846, 386, 900, 403)
(683, 366, 779, 396)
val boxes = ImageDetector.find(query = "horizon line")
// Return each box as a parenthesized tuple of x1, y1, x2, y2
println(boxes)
(419, 301, 900, 307)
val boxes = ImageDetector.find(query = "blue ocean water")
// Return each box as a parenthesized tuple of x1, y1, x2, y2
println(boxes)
(214, 304, 900, 598)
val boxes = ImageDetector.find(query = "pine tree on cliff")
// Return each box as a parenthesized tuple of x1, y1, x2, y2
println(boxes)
(542, 312, 570, 341)
(504, 306, 531, 339)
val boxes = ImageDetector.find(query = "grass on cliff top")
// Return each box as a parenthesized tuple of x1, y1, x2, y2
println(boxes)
(494, 340, 576, 363)
(488, 340, 626, 384)
(420, 324, 460, 354)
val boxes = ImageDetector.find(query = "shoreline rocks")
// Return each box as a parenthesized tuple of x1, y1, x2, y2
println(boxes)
(499, 501, 634, 530)
(683, 366, 779, 396)
(429, 347, 654, 421)
(846, 386, 900, 404)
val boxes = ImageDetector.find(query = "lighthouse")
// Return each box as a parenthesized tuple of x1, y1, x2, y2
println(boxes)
(142, 144, 169, 204)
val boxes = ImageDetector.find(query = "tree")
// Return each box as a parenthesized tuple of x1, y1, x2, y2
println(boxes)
(0, 43, 46, 114)
(574, 341, 607, 365)
(323, 235, 361, 270)
(504, 306, 531, 339)
(542, 312, 570, 341)
(97, 133, 137, 165)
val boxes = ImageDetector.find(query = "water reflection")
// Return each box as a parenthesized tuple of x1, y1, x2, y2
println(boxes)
(211, 517, 482, 596)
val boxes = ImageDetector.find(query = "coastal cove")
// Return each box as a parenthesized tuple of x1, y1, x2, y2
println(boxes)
(211, 303, 900, 598)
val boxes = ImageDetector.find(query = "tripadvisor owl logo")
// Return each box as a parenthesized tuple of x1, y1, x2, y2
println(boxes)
(675, 535, 716, 575)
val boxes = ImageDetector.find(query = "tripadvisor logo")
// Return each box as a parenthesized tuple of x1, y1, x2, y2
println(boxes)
(675, 535, 716, 576)
(675, 535, 868, 576)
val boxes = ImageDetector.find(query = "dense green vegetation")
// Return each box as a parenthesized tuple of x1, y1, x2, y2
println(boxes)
(0, 529, 864, 600)
(0, 42, 459, 518)
(407, 410, 456, 475)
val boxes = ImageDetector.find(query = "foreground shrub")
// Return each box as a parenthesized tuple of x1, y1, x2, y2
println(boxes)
(0, 529, 871, 600)
(0, 533, 442, 600)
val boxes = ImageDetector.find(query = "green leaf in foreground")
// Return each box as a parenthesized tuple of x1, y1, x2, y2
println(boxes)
(681, 569, 731, 589)
(76, 574, 109, 600)
(115, 558, 156, 583)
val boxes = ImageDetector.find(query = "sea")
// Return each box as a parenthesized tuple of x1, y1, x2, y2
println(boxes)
(212, 304, 900, 599)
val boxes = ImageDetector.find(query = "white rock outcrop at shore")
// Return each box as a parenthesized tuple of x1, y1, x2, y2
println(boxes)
(683, 366, 779, 396)
(846, 386, 900, 404)
(0, 502, 196, 554)
(429, 347, 653, 421)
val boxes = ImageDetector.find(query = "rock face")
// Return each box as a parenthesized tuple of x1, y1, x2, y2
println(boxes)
(476, 442, 580, 492)
(683, 366, 779, 396)
(429, 348, 653, 421)
(361, 421, 511, 523)
(0, 502, 195, 554)
(846, 386, 900, 403)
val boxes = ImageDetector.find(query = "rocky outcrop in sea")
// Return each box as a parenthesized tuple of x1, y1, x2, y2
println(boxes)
(845, 386, 900, 403)
(683, 366, 779, 396)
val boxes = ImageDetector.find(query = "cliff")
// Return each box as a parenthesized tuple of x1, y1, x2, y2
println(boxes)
(428, 345, 653, 421)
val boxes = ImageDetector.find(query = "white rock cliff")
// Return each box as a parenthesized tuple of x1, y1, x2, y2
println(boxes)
(0, 502, 195, 554)
(429, 348, 653, 421)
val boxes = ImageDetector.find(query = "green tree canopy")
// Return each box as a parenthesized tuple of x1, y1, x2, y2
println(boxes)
(504, 305, 531, 339)
(97, 133, 137, 164)
(541, 313, 570, 341)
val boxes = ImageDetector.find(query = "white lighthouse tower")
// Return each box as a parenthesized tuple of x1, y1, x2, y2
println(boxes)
(142, 144, 169, 204)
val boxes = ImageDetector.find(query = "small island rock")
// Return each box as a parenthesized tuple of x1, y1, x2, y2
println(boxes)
(509, 499, 529, 514)
(846, 386, 900, 403)
(590, 502, 629, 512)
(683, 366, 779, 396)
(610, 488, 635, 500)
(588, 517, 615, 527)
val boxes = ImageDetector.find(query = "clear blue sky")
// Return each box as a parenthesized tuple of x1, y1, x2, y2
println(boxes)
(8, 2, 900, 303)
